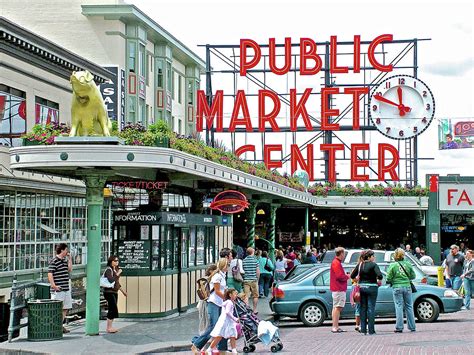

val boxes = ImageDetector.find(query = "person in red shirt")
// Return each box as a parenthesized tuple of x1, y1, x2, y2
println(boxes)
(330, 247, 350, 333)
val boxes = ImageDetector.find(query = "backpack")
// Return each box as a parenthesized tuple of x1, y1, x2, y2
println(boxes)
(196, 277, 213, 300)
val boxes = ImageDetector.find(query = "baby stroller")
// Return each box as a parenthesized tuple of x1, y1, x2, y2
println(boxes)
(234, 297, 283, 353)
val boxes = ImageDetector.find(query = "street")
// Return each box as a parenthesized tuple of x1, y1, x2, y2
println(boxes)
(173, 308, 473, 354)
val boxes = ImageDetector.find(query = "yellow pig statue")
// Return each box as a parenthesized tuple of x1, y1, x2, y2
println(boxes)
(70, 70, 111, 136)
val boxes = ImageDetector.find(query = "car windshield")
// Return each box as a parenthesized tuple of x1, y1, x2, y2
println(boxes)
(348, 251, 386, 263)
(284, 264, 317, 281)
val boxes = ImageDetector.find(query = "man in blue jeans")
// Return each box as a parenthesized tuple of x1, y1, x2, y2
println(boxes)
(445, 245, 465, 291)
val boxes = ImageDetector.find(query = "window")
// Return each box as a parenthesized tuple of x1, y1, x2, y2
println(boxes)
(139, 44, 145, 77)
(0, 85, 26, 146)
(314, 270, 330, 286)
(157, 60, 164, 88)
(172, 72, 175, 100)
(0, 191, 111, 272)
(128, 96, 136, 122)
(187, 81, 194, 105)
(166, 62, 172, 90)
(139, 98, 145, 124)
(178, 75, 182, 104)
(128, 42, 136, 73)
(196, 226, 205, 265)
(178, 119, 182, 135)
(35, 96, 59, 125)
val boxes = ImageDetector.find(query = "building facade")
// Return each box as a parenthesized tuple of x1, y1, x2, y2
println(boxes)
(2, 0, 205, 135)
(0, 17, 117, 301)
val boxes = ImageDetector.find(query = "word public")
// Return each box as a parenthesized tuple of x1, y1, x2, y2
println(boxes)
(197, 35, 399, 182)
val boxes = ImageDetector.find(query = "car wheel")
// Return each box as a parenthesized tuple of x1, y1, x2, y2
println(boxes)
(415, 297, 440, 322)
(299, 302, 325, 327)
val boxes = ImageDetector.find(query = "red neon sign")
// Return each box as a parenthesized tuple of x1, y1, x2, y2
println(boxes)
(210, 190, 249, 214)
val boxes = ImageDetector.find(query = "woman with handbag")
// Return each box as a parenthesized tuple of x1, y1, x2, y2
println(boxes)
(227, 250, 244, 292)
(102, 255, 127, 333)
(386, 248, 417, 333)
(350, 249, 383, 335)
(258, 251, 274, 298)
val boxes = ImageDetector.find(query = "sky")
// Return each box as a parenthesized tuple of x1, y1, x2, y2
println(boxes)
(130, 0, 474, 185)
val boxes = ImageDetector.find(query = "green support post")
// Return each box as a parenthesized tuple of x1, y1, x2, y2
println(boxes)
(247, 203, 256, 248)
(83, 173, 108, 336)
(305, 207, 309, 248)
(426, 174, 441, 265)
(268, 205, 279, 262)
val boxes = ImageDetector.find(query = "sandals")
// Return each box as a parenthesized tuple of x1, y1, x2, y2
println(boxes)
(331, 328, 346, 333)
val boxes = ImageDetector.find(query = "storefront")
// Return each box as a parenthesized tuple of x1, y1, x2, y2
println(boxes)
(112, 210, 232, 317)
(426, 175, 474, 263)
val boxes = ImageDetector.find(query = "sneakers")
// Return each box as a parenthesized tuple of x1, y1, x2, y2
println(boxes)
(394, 330, 403, 333)
(461, 306, 467, 310)
(62, 326, 70, 334)
(231, 349, 238, 354)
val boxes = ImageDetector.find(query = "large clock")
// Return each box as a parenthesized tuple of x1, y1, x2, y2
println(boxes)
(368, 75, 435, 139)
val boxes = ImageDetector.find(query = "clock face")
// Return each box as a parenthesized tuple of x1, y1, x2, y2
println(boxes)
(369, 75, 435, 139)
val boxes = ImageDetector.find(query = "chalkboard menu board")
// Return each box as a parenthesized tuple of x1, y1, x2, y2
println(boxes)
(117, 240, 150, 270)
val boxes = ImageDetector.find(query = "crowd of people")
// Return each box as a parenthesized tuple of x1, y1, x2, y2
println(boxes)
(45, 241, 473, 346)
(329, 244, 474, 335)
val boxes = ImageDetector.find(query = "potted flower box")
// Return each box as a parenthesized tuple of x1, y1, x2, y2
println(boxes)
(22, 139, 42, 146)
(155, 136, 169, 148)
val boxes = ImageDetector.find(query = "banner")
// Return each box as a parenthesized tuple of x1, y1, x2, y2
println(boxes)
(438, 118, 474, 150)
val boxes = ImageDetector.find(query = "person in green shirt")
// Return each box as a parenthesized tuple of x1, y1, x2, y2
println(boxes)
(386, 248, 417, 333)
(258, 251, 274, 298)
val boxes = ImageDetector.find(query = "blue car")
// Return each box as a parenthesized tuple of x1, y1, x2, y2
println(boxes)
(270, 265, 463, 327)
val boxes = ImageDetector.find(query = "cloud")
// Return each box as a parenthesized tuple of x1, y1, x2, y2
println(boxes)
(453, 22, 472, 34)
(425, 58, 474, 77)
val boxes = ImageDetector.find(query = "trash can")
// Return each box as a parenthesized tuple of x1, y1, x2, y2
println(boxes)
(27, 299, 63, 341)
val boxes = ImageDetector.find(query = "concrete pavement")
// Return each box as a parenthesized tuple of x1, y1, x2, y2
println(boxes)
(0, 297, 273, 354)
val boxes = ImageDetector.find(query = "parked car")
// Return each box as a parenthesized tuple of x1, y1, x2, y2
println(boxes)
(320, 249, 439, 277)
(272, 264, 325, 289)
(270, 265, 463, 327)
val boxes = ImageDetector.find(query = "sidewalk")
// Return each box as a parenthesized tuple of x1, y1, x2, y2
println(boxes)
(0, 298, 273, 354)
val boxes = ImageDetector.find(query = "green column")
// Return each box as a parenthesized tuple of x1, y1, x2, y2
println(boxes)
(83, 174, 108, 336)
(426, 175, 441, 265)
(268, 205, 279, 262)
(305, 207, 309, 247)
(247, 203, 256, 248)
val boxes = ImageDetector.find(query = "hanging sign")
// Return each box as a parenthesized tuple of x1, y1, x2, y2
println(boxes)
(210, 190, 249, 214)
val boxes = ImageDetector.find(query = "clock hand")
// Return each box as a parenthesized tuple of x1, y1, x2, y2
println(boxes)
(373, 94, 400, 107)
(396, 87, 412, 117)
(373, 94, 411, 116)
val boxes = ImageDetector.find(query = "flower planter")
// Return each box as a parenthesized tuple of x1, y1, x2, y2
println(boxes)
(155, 137, 169, 148)
(23, 139, 42, 146)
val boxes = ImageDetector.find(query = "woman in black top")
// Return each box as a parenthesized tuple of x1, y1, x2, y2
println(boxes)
(350, 250, 383, 335)
(103, 255, 127, 333)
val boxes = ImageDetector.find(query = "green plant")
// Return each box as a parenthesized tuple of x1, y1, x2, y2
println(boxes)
(21, 122, 70, 145)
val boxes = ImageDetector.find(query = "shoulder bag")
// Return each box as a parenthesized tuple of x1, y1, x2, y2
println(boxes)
(264, 258, 273, 272)
(100, 267, 115, 289)
(232, 260, 244, 283)
(398, 262, 417, 293)
(350, 263, 362, 305)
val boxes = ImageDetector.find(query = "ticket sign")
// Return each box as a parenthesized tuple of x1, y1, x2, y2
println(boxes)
(439, 184, 474, 211)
